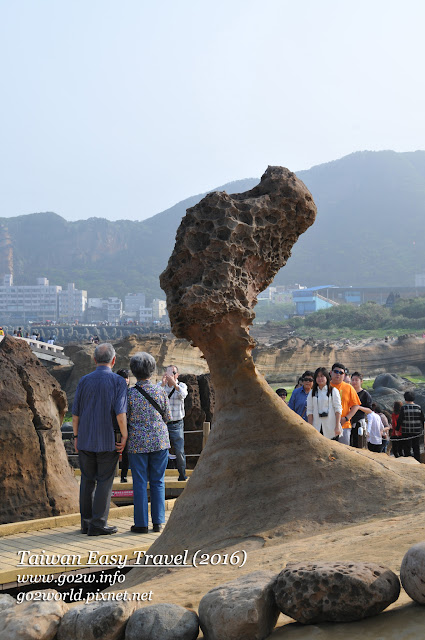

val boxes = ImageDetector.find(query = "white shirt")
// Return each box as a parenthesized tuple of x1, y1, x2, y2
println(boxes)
(163, 382, 188, 421)
(367, 412, 383, 444)
(307, 386, 342, 439)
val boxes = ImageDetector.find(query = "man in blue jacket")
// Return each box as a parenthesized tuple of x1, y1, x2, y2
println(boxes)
(288, 371, 314, 421)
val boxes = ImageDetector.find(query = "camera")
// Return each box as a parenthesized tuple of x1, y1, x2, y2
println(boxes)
(319, 411, 329, 418)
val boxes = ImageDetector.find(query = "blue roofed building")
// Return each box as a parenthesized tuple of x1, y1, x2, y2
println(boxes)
(292, 286, 339, 315)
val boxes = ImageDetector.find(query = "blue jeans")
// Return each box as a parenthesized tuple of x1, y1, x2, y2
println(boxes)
(129, 449, 168, 527)
(167, 420, 186, 479)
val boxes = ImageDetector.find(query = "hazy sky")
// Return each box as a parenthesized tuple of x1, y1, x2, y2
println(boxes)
(1, 0, 424, 222)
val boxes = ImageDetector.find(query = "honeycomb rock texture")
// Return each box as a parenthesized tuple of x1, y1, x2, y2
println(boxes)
(0, 335, 79, 524)
(124, 164, 425, 599)
(273, 561, 400, 624)
(160, 166, 316, 341)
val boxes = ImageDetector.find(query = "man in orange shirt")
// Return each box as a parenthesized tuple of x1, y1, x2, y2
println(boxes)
(330, 362, 360, 445)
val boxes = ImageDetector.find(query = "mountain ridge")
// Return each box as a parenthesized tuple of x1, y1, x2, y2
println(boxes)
(1, 150, 425, 301)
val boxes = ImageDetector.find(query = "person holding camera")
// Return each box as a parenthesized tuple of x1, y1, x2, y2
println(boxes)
(161, 364, 188, 481)
(307, 367, 342, 439)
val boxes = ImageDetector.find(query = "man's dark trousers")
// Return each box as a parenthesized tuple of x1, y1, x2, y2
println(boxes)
(79, 450, 118, 529)
(403, 436, 421, 462)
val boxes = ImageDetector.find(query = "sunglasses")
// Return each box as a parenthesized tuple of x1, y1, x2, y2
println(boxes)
(332, 369, 344, 375)
(303, 377, 313, 382)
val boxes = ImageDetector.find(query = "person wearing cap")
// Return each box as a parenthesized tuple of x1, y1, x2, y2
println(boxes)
(288, 371, 314, 421)
(330, 362, 360, 445)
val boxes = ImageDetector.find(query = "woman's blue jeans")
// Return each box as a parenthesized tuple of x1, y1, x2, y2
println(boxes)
(129, 449, 168, 527)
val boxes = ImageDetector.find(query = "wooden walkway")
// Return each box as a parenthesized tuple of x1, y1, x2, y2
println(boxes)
(0, 505, 174, 589)
(0, 471, 191, 588)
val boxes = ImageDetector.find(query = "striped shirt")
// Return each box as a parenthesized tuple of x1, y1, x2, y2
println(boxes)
(162, 382, 188, 421)
(397, 403, 425, 436)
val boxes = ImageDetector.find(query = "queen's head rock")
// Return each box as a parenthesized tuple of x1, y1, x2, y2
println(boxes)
(160, 166, 316, 346)
(122, 166, 425, 600)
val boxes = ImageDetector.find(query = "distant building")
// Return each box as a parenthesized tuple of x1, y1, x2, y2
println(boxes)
(151, 298, 167, 321)
(415, 274, 425, 287)
(292, 286, 338, 315)
(59, 283, 87, 323)
(0, 274, 62, 322)
(87, 297, 123, 324)
(124, 292, 146, 319)
(257, 287, 276, 305)
(292, 284, 425, 315)
(138, 307, 153, 323)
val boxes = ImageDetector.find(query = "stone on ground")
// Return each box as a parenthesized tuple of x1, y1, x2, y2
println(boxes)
(400, 541, 425, 604)
(273, 561, 400, 624)
(198, 571, 279, 640)
(0, 590, 68, 640)
(125, 603, 199, 640)
(57, 600, 136, 640)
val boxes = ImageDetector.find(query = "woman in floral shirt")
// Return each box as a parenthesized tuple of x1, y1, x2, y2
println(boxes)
(128, 352, 171, 533)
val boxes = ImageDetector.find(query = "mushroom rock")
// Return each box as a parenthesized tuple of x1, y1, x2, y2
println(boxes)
(126, 167, 425, 579)
(0, 335, 79, 523)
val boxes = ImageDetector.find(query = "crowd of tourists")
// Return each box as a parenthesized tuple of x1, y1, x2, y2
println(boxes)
(277, 363, 425, 461)
(71, 343, 188, 537)
(1, 327, 57, 343)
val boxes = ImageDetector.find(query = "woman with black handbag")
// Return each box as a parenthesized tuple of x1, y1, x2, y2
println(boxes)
(127, 352, 171, 533)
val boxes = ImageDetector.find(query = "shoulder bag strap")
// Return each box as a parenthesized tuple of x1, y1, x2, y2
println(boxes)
(135, 385, 166, 420)
(168, 387, 175, 399)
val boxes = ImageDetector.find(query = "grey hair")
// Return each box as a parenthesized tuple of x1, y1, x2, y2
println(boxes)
(94, 343, 115, 364)
(130, 352, 156, 380)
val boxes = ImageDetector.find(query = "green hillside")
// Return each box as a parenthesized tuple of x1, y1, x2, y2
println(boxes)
(1, 151, 425, 300)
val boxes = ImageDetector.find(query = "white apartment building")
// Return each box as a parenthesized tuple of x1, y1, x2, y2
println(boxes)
(58, 283, 87, 323)
(0, 274, 61, 322)
(415, 274, 425, 287)
(124, 292, 146, 319)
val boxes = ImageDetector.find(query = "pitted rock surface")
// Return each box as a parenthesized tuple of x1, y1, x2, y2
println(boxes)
(160, 166, 316, 340)
(198, 570, 279, 640)
(273, 561, 400, 624)
(57, 600, 137, 640)
(0, 590, 68, 640)
(0, 593, 16, 613)
(124, 159, 425, 578)
(400, 541, 425, 604)
(0, 335, 79, 524)
(125, 603, 199, 640)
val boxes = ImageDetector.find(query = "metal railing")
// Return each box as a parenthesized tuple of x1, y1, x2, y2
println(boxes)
(64, 421, 212, 461)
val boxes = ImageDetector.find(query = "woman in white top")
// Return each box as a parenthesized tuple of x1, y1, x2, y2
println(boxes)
(307, 367, 342, 440)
